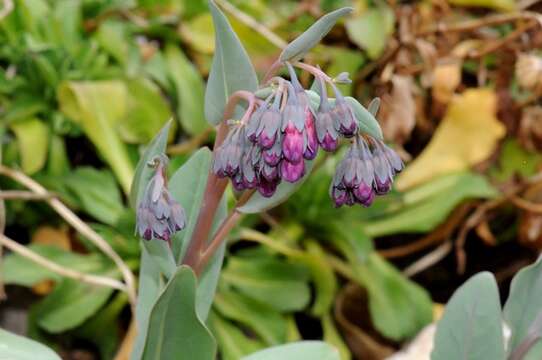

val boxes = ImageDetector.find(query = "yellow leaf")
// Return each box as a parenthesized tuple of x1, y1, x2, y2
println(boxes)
(447, 0, 515, 11)
(10, 118, 49, 175)
(396, 89, 505, 190)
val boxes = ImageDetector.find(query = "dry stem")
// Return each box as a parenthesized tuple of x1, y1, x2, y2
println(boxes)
(0, 233, 127, 291)
(0, 165, 137, 310)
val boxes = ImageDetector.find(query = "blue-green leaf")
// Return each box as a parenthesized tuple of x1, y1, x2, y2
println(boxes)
(242, 341, 341, 360)
(279, 7, 353, 62)
(204, 0, 258, 125)
(431, 272, 505, 360)
(0, 328, 60, 360)
(344, 97, 383, 140)
(142, 266, 216, 360)
(503, 256, 542, 359)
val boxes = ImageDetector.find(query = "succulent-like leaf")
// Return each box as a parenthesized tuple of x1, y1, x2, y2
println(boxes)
(242, 341, 341, 360)
(204, 0, 258, 125)
(279, 7, 353, 62)
(431, 272, 505, 360)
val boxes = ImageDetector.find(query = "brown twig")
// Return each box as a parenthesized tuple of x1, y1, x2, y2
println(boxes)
(167, 128, 213, 155)
(417, 11, 542, 36)
(0, 233, 127, 291)
(378, 202, 473, 259)
(214, 0, 287, 49)
(468, 21, 538, 59)
(0, 165, 137, 310)
(0, 190, 55, 200)
(403, 240, 453, 277)
(510, 195, 542, 214)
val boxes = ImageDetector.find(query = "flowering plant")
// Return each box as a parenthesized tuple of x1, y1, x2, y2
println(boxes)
(127, 2, 405, 359)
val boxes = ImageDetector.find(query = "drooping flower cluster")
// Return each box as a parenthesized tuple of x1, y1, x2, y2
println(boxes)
(213, 62, 403, 206)
(136, 154, 186, 242)
(330, 135, 403, 207)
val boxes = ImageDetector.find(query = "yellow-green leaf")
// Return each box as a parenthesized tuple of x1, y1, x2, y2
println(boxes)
(57, 81, 134, 194)
(10, 118, 49, 174)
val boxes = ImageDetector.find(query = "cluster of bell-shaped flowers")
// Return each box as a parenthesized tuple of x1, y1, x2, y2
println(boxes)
(136, 154, 187, 242)
(330, 134, 404, 207)
(213, 62, 403, 205)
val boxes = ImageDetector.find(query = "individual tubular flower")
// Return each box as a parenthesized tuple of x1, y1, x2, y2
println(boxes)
(330, 83, 358, 137)
(281, 82, 306, 164)
(256, 90, 282, 149)
(280, 158, 305, 183)
(368, 137, 404, 195)
(136, 154, 186, 242)
(315, 77, 340, 152)
(284, 64, 319, 161)
(213, 124, 245, 178)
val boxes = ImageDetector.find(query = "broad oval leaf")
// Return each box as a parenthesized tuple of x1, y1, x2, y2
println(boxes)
(129, 121, 171, 208)
(242, 341, 341, 360)
(503, 256, 542, 358)
(204, 0, 258, 125)
(279, 7, 353, 62)
(0, 328, 61, 360)
(142, 266, 216, 360)
(431, 272, 505, 360)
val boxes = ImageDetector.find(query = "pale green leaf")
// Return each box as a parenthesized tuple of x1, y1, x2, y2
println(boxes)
(204, 0, 258, 125)
(279, 7, 353, 62)
(503, 256, 542, 359)
(0, 328, 60, 360)
(431, 272, 505, 360)
(242, 341, 341, 360)
(142, 266, 216, 360)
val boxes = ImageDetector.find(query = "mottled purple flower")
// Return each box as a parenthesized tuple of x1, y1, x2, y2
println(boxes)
(280, 159, 305, 183)
(331, 85, 358, 137)
(213, 125, 245, 178)
(257, 92, 282, 149)
(136, 155, 186, 242)
(258, 176, 280, 197)
(315, 79, 340, 152)
(369, 138, 404, 195)
(330, 142, 374, 208)
(263, 136, 282, 166)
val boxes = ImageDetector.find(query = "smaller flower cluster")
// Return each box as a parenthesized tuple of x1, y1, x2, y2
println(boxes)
(330, 135, 404, 207)
(136, 155, 186, 242)
(213, 64, 361, 198)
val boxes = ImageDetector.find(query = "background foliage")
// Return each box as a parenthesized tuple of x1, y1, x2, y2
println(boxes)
(1, 0, 542, 359)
